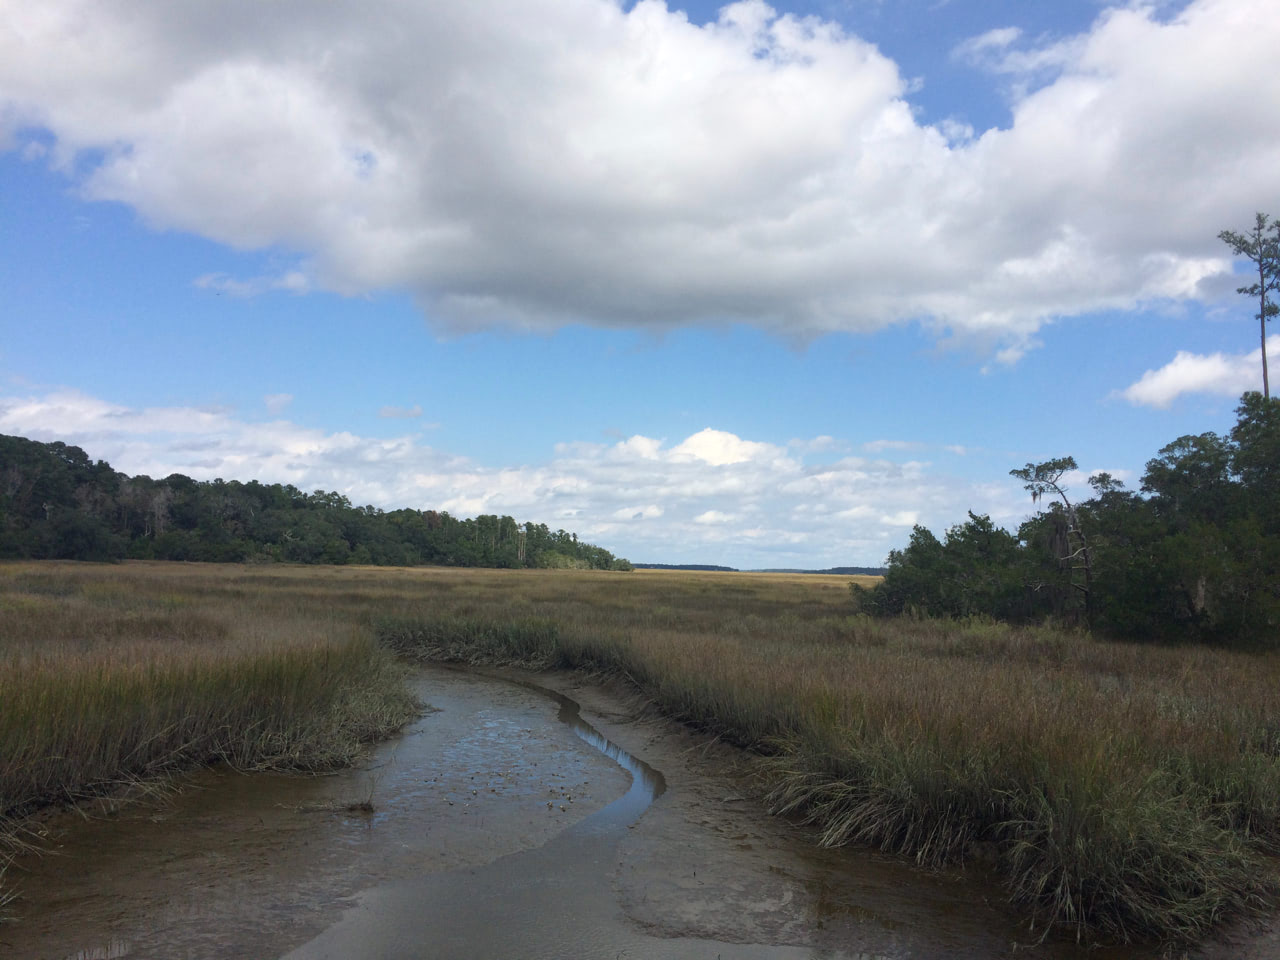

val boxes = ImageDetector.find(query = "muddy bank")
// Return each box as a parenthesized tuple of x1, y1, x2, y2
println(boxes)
(1, 668, 629, 959)
(0, 666, 1266, 959)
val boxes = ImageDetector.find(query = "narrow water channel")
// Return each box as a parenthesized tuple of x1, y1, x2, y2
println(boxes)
(284, 674, 856, 960)
(2, 667, 1157, 960)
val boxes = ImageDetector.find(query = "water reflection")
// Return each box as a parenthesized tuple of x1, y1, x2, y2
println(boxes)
(551, 684, 667, 831)
(282, 676, 887, 960)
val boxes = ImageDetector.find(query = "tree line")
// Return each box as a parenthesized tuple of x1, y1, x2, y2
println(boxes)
(853, 393, 1279, 648)
(0, 434, 632, 571)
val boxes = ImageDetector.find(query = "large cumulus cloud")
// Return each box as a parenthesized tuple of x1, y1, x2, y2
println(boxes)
(2, 0, 1277, 353)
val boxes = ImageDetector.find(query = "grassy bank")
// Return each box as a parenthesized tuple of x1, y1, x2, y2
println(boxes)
(3, 561, 1278, 945)
(0, 561, 420, 915)
(370, 568, 1280, 945)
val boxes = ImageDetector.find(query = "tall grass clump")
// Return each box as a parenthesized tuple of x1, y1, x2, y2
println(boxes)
(378, 614, 564, 667)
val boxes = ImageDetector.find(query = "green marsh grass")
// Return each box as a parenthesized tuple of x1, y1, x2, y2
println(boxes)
(3, 560, 1278, 945)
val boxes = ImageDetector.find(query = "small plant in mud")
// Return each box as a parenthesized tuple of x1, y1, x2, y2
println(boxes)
(0, 859, 14, 923)
(284, 749, 393, 817)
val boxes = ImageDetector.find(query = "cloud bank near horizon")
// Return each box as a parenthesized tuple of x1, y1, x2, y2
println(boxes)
(3, 0, 1277, 357)
(0, 388, 1027, 567)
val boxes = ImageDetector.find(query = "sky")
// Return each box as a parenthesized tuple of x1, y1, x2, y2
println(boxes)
(1, 0, 1278, 568)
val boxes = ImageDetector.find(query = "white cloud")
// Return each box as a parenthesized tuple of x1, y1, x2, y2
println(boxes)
(670, 428, 780, 466)
(952, 26, 1023, 64)
(2, 0, 1276, 355)
(264, 393, 293, 414)
(879, 510, 919, 527)
(693, 510, 736, 524)
(613, 434, 665, 459)
(952, 25, 1085, 76)
(1120, 334, 1276, 407)
(0, 387, 1026, 567)
(613, 504, 664, 521)
(378, 404, 423, 419)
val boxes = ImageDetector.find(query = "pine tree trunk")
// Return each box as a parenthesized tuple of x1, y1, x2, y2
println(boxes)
(1259, 249, 1271, 400)
(1262, 307, 1270, 400)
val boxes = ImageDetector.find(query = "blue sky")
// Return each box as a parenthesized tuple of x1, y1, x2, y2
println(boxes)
(1, 0, 1276, 567)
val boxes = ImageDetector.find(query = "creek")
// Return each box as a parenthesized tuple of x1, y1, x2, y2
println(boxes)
(2, 667, 1150, 960)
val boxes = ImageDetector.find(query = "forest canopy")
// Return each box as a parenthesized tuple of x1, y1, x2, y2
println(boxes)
(0, 434, 631, 571)
(853, 392, 1280, 648)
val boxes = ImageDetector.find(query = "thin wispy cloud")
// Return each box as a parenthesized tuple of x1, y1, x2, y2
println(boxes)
(264, 393, 293, 414)
(952, 26, 1023, 64)
(952, 25, 1085, 76)
(195, 271, 310, 298)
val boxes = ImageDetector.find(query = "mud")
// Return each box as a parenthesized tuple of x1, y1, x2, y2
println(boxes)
(0, 665, 1271, 959)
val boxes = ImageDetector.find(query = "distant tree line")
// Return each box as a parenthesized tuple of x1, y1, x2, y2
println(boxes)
(628, 564, 890, 575)
(853, 393, 1280, 648)
(0, 434, 632, 571)
(754, 566, 887, 576)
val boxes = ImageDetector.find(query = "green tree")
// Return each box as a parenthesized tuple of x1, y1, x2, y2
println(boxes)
(864, 525, 949, 616)
(1010, 456, 1092, 625)
(0, 433, 632, 572)
(1230, 391, 1280, 498)
(939, 512, 1026, 618)
(1140, 432, 1235, 525)
(1218, 213, 1278, 399)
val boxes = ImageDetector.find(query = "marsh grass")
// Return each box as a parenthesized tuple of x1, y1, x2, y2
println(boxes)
(370, 567, 1280, 945)
(3, 560, 1278, 945)
(0, 561, 420, 913)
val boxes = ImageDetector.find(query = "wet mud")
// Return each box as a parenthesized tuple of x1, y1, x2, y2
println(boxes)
(0, 666, 1271, 959)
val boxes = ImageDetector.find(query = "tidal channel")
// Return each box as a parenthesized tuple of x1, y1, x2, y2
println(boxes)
(2, 666, 1163, 960)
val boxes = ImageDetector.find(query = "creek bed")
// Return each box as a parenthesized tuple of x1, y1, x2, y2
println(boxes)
(1, 666, 1159, 960)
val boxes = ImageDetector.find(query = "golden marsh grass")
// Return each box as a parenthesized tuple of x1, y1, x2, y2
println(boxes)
(0, 560, 420, 917)
(3, 560, 1278, 944)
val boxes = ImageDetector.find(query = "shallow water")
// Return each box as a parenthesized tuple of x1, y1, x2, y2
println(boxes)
(1, 667, 1159, 960)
